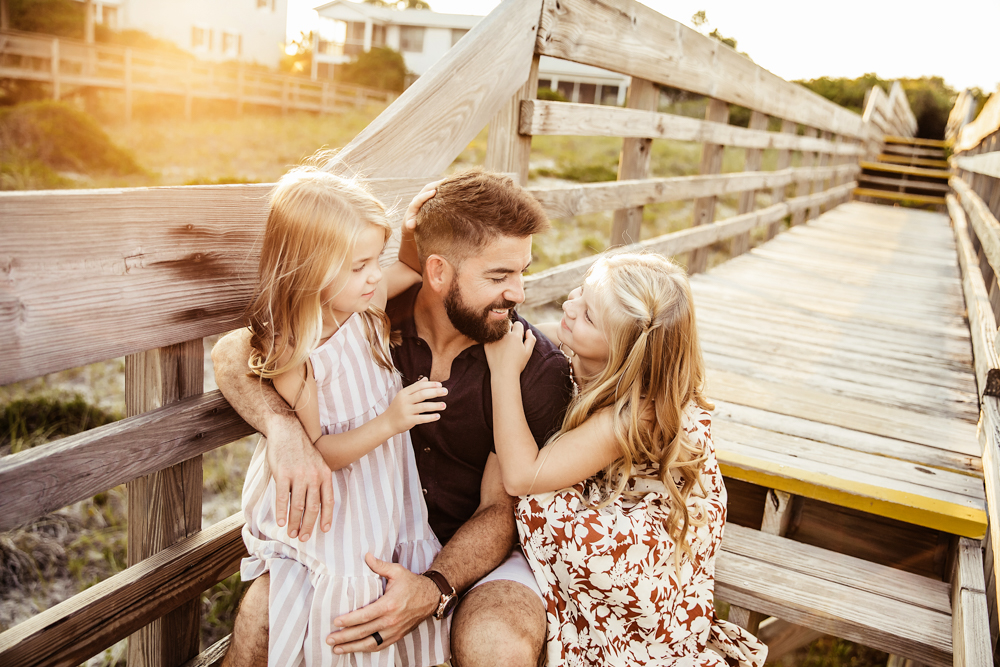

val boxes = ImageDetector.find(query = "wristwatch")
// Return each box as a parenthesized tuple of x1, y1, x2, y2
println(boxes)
(422, 570, 458, 620)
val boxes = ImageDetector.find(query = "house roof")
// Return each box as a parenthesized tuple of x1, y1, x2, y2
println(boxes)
(314, 1, 481, 29)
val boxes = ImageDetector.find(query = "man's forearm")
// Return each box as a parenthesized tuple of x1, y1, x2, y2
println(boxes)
(429, 502, 517, 593)
(212, 329, 300, 437)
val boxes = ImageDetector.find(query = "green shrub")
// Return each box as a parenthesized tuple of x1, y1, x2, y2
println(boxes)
(1, 392, 121, 454)
(536, 87, 567, 102)
(338, 47, 408, 93)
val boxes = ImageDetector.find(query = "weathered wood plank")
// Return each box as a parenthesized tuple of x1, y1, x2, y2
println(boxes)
(854, 188, 947, 206)
(535, 0, 866, 138)
(713, 401, 980, 475)
(860, 161, 951, 179)
(732, 110, 769, 256)
(716, 525, 952, 666)
(609, 77, 658, 246)
(485, 54, 539, 184)
(333, 0, 543, 177)
(951, 538, 992, 667)
(126, 339, 204, 667)
(707, 367, 980, 458)
(522, 182, 855, 306)
(954, 152, 1000, 180)
(0, 513, 245, 667)
(0, 178, 430, 385)
(957, 91, 1000, 153)
(792, 128, 818, 225)
(948, 194, 1000, 397)
(767, 119, 798, 239)
(527, 165, 859, 219)
(954, 176, 1000, 283)
(520, 100, 865, 154)
(180, 636, 229, 667)
(0, 391, 254, 532)
(689, 98, 730, 274)
(980, 395, 1000, 643)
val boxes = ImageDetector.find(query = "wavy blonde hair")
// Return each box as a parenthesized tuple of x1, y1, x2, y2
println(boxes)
(558, 252, 713, 569)
(246, 163, 394, 382)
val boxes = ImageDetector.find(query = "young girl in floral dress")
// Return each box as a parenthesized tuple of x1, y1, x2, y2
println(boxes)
(484, 253, 767, 667)
(240, 165, 450, 667)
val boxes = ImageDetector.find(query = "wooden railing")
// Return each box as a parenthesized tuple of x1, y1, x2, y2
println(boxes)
(949, 87, 1000, 659)
(0, 1, 921, 665)
(0, 29, 394, 119)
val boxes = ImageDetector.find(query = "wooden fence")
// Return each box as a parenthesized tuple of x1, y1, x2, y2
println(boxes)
(0, 29, 394, 119)
(950, 87, 1000, 659)
(0, 0, 921, 665)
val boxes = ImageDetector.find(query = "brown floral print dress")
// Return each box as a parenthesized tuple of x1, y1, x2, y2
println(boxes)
(515, 404, 767, 667)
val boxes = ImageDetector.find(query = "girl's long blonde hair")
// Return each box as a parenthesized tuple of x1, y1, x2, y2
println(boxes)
(246, 164, 394, 381)
(559, 253, 713, 568)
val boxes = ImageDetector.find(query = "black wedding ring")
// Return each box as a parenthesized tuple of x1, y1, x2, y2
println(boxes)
(371, 631, 384, 646)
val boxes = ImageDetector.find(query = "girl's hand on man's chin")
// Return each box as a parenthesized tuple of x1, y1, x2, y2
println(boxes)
(485, 321, 536, 376)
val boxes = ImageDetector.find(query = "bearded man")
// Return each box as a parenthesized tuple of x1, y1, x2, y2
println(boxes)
(213, 169, 572, 667)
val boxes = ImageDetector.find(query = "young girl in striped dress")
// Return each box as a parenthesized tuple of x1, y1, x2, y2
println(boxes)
(240, 165, 450, 667)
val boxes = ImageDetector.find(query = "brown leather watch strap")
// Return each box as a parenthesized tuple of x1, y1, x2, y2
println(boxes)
(422, 570, 455, 597)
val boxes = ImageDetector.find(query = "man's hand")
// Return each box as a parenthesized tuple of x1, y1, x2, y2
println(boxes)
(328, 553, 440, 653)
(266, 418, 334, 541)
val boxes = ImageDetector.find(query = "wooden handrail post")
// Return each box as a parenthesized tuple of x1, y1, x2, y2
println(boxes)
(281, 79, 289, 115)
(0, 0, 9, 31)
(731, 110, 769, 256)
(807, 131, 831, 221)
(126, 339, 204, 667)
(50, 38, 61, 101)
(688, 98, 730, 274)
(124, 48, 133, 122)
(321, 81, 329, 114)
(767, 119, 797, 240)
(609, 77, 659, 247)
(792, 127, 818, 225)
(485, 54, 539, 185)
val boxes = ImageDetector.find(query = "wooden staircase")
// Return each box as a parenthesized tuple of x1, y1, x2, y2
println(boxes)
(855, 135, 950, 206)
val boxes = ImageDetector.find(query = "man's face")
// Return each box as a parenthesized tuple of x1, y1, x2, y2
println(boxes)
(444, 235, 533, 343)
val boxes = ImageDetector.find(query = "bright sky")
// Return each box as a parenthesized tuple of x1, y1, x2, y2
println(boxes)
(288, 0, 1000, 93)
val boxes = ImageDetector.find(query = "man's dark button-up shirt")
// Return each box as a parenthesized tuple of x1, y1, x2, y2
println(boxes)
(386, 284, 572, 544)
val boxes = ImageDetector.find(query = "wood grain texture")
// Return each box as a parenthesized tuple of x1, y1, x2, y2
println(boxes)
(957, 90, 1000, 153)
(716, 524, 952, 666)
(535, 0, 865, 138)
(484, 54, 539, 184)
(0, 178, 431, 385)
(956, 152, 1000, 180)
(520, 100, 865, 154)
(522, 181, 855, 306)
(689, 98, 730, 274)
(0, 390, 254, 532)
(954, 177, 1000, 284)
(792, 128, 818, 226)
(731, 110, 770, 256)
(180, 636, 229, 667)
(0, 513, 245, 667)
(948, 194, 1000, 397)
(334, 0, 543, 177)
(610, 77, 659, 246)
(768, 119, 798, 239)
(528, 165, 859, 219)
(126, 339, 204, 667)
(951, 538, 992, 667)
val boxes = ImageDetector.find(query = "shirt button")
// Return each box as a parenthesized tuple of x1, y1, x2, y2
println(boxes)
(422, 488, 428, 495)
(423, 447, 431, 453)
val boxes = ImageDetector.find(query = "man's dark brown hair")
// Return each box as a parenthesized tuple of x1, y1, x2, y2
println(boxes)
(414, 168, 550, 268)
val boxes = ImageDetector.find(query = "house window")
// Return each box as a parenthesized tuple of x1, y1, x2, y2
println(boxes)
(191, 26, 208, 51)
(222, 31, 241, 57)
(578, 83, 596, 105)
(450, 28, 468, 47)
(399, 26, 424, 53)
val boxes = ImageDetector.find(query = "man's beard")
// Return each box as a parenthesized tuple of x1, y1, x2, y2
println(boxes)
(444, 279, 517, 344)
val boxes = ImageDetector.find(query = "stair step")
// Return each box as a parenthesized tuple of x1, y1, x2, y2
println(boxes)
(857, 173, 951, 193)
(853, 187, 947, 205)
(859, 161, 951, 179)
(883, 135, 950, 148)
(876, 154, 950, 169)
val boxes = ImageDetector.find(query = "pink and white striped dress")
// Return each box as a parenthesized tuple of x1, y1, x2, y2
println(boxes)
(241, 312, 450, 667)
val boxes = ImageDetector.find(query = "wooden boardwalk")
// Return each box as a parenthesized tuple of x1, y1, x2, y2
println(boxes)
(695, 202, 986, 541)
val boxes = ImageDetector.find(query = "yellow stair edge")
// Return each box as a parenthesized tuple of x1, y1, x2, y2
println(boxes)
(859, 160, 951, 179)
(853, 187, 947, 205)
(877, 154, 950, 169)
(884, 135, 950, 148)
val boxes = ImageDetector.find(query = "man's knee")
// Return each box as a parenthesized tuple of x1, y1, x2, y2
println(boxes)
(450, 580, 545, 667)
(222, 574, 270, 667)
